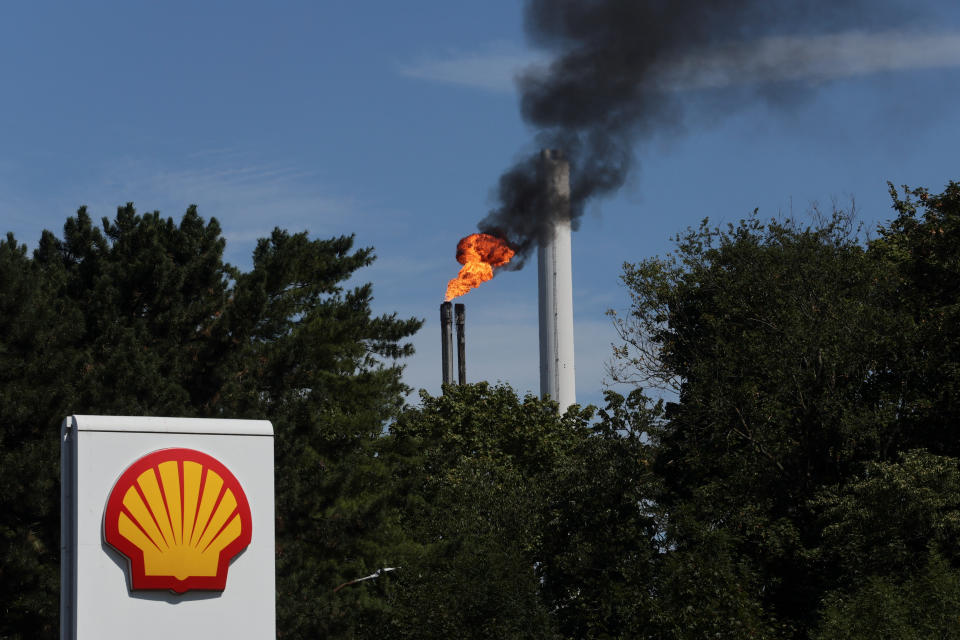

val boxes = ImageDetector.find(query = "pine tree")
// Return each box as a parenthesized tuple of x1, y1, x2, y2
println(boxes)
(0, 205, 421, 639)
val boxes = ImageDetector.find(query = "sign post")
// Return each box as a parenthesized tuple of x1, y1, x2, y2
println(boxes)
(61, 415, 275, 640)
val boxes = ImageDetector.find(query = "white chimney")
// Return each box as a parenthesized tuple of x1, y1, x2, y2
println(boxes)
(538, 149, 576, 410)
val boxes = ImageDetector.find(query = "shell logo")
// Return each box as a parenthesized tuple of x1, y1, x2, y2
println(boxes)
(103, 448, 252, 593)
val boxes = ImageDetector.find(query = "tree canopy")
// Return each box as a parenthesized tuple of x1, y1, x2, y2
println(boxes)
(608, 181, 960, 637)
(0, 205, 421, 639)
(4, 181, 960, 638)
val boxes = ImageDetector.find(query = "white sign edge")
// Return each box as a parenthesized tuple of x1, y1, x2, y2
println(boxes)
(69, 415, 274, 436)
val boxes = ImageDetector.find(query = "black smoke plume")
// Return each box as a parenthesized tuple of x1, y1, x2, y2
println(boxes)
(479, 0, 900, 264)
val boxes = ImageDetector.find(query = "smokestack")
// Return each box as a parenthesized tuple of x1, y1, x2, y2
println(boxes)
(538, 149, 576, 409)
(455, 303, 466, 385)
(440, 302, 454, 385)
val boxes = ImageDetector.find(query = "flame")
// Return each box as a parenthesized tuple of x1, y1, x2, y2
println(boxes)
(445, 233, 515, 300)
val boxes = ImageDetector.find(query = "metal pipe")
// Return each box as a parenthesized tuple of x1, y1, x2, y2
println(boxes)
(538, 149, 576, 409)
(455, 303, 466, 385)
(440, 302, 454, 385)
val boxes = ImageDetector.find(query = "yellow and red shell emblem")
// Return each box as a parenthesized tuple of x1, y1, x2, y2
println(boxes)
(104, 448, 252, 593)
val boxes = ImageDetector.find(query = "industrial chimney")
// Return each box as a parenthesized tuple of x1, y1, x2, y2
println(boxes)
(440, 301, 454, 385)
(440, 301, 467, 387)
(538, 149, 576, 409)
(455, 303, 466, 385)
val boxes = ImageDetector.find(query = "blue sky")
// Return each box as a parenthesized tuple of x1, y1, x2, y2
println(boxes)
(2, 1, 960, 409)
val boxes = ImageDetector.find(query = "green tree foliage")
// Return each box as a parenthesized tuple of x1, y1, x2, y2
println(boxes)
(610, 182, 960, 637)
(0, 205, 421, 640)
(374, 383, 668, 640)
(872, 182, 960, 457)
(612, 210, 898, 630)
(0, 233, 78, 637)
(384, 383, 586, 639)
(537, 390, 663, 639)
(809, 450, 960, 637)
(812, 450, 960, 585)
(6, 180, 960, 639)
(813, 551, 960, 639)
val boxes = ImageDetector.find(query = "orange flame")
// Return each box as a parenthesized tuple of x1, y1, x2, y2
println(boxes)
(445, 233, 515, 300)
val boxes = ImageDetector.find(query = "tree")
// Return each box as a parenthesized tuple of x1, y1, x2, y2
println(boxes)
(810, 451, 960, 639)
(0, 233, 79, 637)
(871, 182, 960, 458)
(376, 383, 671, 640)
(612, 210, 897, 630)
(813, 551, 960, 639)
(383, 383, 586, 639)
(0, 205, 421, 640)
(536, 389, 664, 639)
(609, 183, 960, 637)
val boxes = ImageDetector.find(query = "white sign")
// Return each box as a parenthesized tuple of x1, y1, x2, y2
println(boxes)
(61, 415, 275, 640)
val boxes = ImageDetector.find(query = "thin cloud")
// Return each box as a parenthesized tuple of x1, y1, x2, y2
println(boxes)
(83, 157, 366, 266)
(0, 150, 371, 270)
(401, 30, 960, 93)
(654, 30, 960, 90)
(399, 43, 544, 93)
